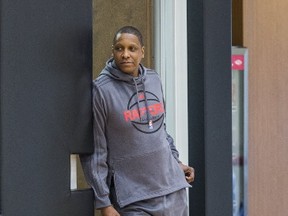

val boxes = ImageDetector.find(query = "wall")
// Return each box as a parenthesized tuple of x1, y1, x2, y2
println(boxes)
(242, 0, 288, 215)
(92, 0, 153, 79)
(0, 0, 94, 215)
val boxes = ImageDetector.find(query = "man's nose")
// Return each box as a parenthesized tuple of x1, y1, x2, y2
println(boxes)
(122, 49, 130, 58)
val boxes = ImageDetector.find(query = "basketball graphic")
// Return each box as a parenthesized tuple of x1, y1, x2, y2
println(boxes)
(124, 90, 165, 134)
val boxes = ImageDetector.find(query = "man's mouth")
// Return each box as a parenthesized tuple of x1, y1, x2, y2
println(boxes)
(121, 62, 133, 65)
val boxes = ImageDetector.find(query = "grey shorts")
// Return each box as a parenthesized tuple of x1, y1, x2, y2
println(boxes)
(112, 188, 188, 216)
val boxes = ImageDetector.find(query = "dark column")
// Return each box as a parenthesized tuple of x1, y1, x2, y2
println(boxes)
(0, 1, 94, 215)
(187, 0, 233, 215)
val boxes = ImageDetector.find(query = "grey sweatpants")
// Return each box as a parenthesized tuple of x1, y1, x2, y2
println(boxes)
(112, 188, 188, 216)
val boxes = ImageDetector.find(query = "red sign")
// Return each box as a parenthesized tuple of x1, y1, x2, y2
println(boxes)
(232, 55, 244, 70)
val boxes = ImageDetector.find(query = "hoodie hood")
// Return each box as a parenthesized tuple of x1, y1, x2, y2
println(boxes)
(99, 57, 146, 84)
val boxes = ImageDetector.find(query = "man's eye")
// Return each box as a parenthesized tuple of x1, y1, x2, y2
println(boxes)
(130, 47, 137, 51)
(114, 47, 122, 51)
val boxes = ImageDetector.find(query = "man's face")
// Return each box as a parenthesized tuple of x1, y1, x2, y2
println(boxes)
(112, 33, 144, 77)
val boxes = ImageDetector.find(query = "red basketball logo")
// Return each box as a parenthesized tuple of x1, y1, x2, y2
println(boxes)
(124, 91, 165, 133)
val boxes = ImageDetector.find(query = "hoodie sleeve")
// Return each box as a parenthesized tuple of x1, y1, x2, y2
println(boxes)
(164, 123, 182, 163)
(80, 82, 111, 209)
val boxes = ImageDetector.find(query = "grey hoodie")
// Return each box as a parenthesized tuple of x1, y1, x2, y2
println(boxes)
(81, 58, 190, 209)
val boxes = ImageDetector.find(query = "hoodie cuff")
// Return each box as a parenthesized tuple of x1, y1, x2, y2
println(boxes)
(172, 154, 182, 163)
(95, 195, 112, 209)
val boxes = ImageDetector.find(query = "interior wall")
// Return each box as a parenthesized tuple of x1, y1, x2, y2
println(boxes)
(232, 0, 243, 45)
(242, 0, 288, 215)
(1, 0, 94, 215)
(92, 0, 153, 79)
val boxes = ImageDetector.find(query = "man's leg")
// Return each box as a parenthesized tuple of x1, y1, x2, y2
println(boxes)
(113, 188, 188, 216)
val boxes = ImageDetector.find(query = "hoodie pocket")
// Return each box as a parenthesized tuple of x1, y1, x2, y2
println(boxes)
(111, 146, 187, 207)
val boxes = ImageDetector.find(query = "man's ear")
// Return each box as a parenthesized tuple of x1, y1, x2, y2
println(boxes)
(142, 46, 145, 58)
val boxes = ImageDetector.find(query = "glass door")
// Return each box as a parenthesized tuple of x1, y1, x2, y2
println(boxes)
(232, 46, 248, 216)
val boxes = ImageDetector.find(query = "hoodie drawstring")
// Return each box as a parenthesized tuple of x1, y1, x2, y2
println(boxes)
(142, 78, 153, 129)
(132, 77, 142, 120)
(132, 77, 153, 130)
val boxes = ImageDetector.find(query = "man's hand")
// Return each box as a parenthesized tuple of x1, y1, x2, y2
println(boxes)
(100, 205, 120, 216)
(179, 163, 195, 183)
